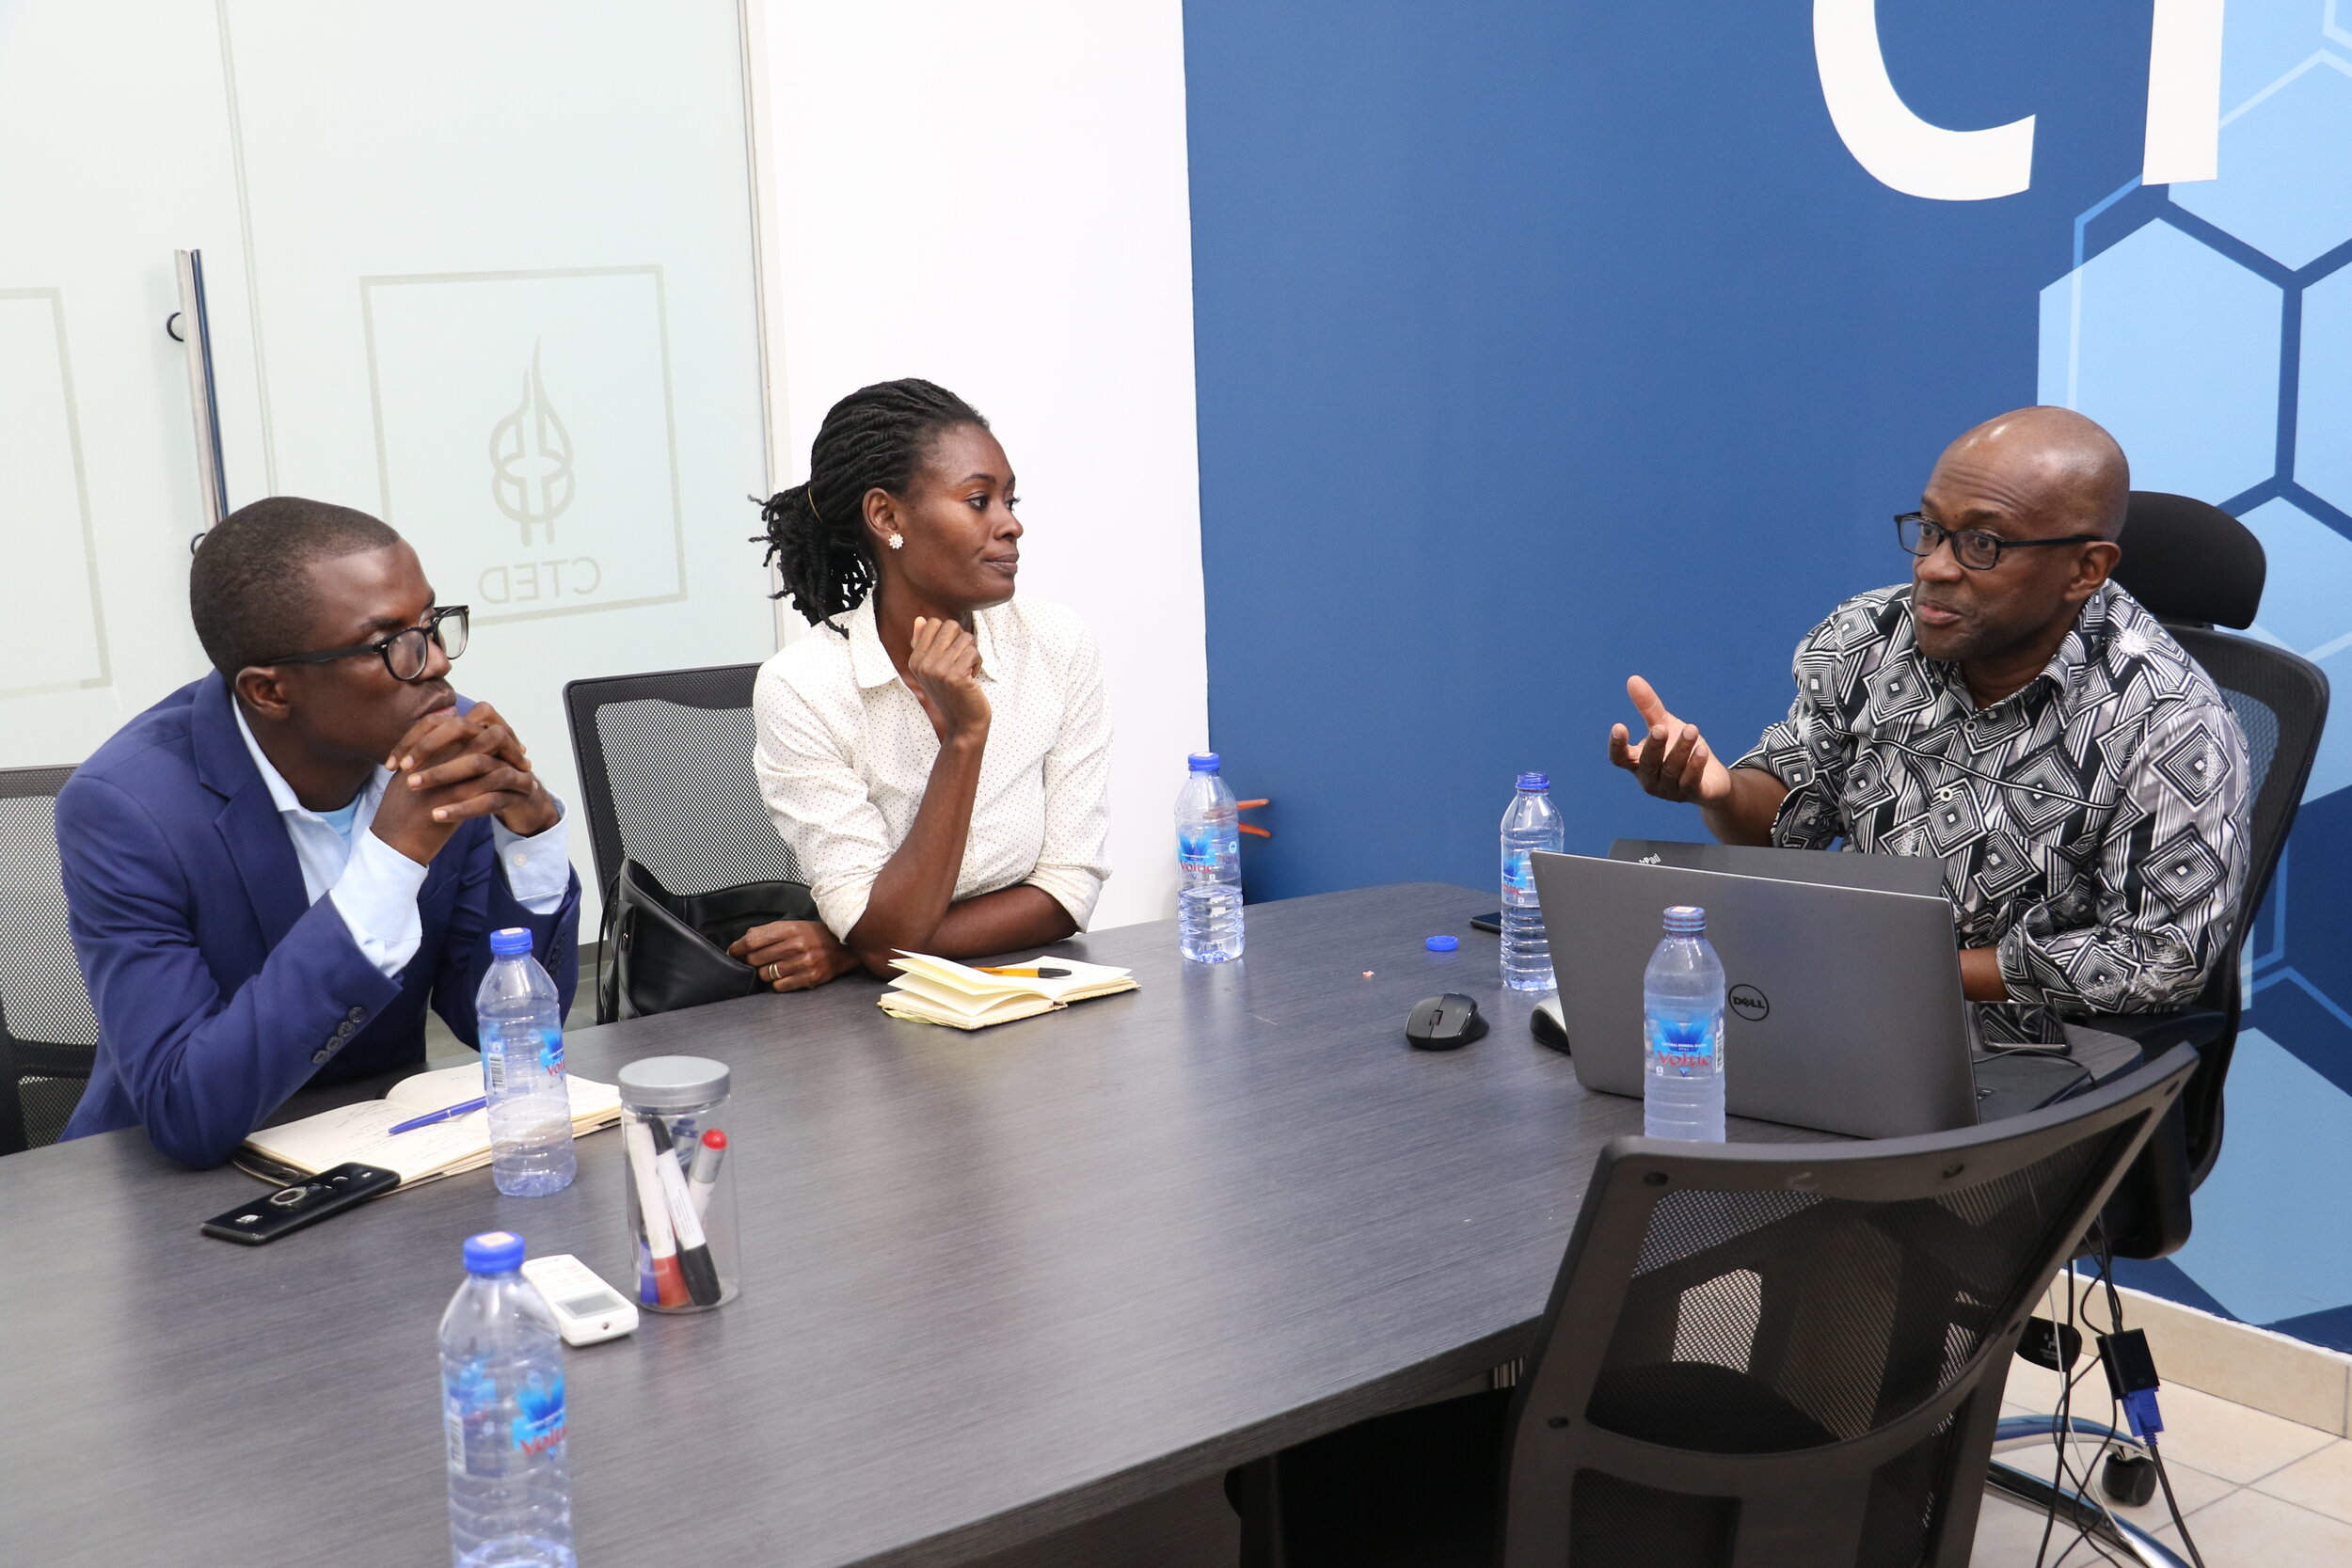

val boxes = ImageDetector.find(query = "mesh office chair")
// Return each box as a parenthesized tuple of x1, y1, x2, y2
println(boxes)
(563, 663, 803, 900)
(1979, 493, 2328, 1551)
(564, 664, 808, 1020)
(0, 767, 98, 1155)
(1232, 1047, 2197, 1568)
(2095, 493, 2326, 1196)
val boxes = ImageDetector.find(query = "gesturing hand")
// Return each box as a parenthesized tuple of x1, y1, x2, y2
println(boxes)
(904, 615, 991, 743)
(727, 920, 855, 992)
(1608, 675, 1734, 805)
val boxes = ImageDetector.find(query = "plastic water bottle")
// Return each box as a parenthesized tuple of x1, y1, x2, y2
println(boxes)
(441, 1231, 575, 1568)
(1500, 772, 1564, 990)
(1176, 752, 1245, 962)
(1644, 905, 1726, 1141)
(477, 928, 575, 1197)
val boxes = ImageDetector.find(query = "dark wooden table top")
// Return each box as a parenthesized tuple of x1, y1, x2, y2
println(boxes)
(0, 882, 1820, 1566)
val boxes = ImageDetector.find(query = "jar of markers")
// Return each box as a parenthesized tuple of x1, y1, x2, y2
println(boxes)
(615, 1055, 737, 1312)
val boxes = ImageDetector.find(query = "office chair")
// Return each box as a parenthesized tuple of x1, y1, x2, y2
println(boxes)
(563, 663, 802, 899)
(564, 664, 807, 1020)
(1231, 1047, 2197, 1568)
(1980, 492, 2328, 1544)
(0, 766, 97, 1155)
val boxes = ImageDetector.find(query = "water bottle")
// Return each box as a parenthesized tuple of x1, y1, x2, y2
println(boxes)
(1644, 905, 1726, 1141)
(477, 927, 575, 1197)
(1175, 752, 1245, 962)
(1500, 772, 1564, 990)
(441, 1231, 575, 1568)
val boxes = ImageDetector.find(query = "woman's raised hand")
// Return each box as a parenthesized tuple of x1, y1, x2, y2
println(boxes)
(905, 615, 991, 742)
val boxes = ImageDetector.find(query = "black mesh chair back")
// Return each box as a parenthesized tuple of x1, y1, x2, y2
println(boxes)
(2153, 626, 2323, 1181)
(562, 664, 800, 899)
(2109, 492, 2328, 1188)
(0, 767, 98, 1155)
(1496, 1047, 2195, 1568)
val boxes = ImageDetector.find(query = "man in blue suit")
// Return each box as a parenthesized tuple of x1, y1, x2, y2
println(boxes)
(57, 497, 580, 1166)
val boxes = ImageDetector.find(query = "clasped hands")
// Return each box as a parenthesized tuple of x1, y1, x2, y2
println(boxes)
(371, 702, 560, 865)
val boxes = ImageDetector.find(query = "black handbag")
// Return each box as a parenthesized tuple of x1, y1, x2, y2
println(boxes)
(596, 859, 821, 1022)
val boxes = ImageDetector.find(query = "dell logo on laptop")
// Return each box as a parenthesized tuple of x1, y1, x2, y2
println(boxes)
(1729, 984, 1771, 1022)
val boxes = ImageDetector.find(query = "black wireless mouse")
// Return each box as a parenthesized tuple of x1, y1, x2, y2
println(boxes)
(1406, 992, 1487, 1051)
(1530, 996, 1569, 1055)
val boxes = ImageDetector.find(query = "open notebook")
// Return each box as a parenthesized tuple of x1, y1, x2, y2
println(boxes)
(880, 952, 1138, 1030)
(235, 1063, 623, 1189)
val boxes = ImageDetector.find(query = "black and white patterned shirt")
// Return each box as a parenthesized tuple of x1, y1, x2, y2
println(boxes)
(1736, 581, 2250, 1045)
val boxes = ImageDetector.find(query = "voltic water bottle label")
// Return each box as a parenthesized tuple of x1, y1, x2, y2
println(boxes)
(1647, 1018, 1720, 1069)
(511, 1371, 566, 1457)
(484, 1037, 506, 1094)
(538, 1028, 564, 1076)
(1502, 848, 1535, 894)
(1179, 824, 1217, 868)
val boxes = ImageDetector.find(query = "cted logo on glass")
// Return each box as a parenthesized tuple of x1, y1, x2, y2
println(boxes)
(360, 266, 685, 625)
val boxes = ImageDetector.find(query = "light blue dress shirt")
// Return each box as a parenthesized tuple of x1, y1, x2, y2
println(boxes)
(233, 705, 571, 978)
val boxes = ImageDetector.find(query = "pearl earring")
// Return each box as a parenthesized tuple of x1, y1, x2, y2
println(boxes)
(888, 532, 904, 550)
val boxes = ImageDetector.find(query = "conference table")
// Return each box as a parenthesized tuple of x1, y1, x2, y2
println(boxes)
(0, 882, 1825, 1566)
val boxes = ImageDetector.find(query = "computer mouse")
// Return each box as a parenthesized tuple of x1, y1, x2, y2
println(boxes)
(1406, 993, 1487, 1051)
(1530, 996, 1569, 1055)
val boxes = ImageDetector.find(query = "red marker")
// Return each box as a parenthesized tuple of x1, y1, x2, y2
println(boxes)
(688, 1130, 727, 1220)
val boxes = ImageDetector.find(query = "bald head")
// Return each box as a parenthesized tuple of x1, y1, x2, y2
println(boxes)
(1938, 406, 2130, 541)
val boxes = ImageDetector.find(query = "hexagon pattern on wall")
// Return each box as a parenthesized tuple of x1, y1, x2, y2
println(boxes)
(2038, 222, 2282, 505)
(2037, 1, 2352, 1353)
(2172, 55, 2352, 270)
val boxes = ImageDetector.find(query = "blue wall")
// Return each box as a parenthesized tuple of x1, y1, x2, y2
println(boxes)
(1184, 1, 2352, 1349)
(1185, 1, 2152, 893)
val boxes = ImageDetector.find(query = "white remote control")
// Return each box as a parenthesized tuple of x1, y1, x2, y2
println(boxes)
(520, 1253, 640, 1345)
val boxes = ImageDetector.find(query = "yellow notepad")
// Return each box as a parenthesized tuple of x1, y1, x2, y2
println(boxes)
(235, 1063, 623, 1189)
(880, 952, 1138, 1030)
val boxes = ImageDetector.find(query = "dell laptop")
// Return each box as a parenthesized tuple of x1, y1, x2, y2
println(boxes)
(1533, 847, 2073, 1139)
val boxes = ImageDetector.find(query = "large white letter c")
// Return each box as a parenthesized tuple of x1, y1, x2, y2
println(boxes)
(1813, 0, 2035, 200)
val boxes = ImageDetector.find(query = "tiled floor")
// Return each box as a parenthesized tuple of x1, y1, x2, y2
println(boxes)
(1975, 1358, 2352, 1564)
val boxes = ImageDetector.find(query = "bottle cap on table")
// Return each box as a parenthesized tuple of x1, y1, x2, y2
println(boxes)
(1424, 935, 1459, 952)
(618, 1055, 731, 1112)
(464, 1231, 526, 1275)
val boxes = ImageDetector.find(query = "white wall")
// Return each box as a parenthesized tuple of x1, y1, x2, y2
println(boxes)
(748, 0, 1208, 931)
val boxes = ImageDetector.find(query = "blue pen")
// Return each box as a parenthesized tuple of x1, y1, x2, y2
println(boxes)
(387, 1096, 487, 1135)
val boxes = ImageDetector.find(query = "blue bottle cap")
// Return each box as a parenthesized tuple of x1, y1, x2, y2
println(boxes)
(1188, 752, 1220, 772)
(1662, 905, 1706, 935)
(1516, 771, 1549, 791)
(489, 927, 532, 957)
(464, 1230, 526, 1275)
(1425, 935, 1459, 952)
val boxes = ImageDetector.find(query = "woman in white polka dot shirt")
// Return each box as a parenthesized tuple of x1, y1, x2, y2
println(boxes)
(731, 380, 1113, 990)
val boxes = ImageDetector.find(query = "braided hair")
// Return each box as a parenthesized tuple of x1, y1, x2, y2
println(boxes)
(755, 378, 990, 628)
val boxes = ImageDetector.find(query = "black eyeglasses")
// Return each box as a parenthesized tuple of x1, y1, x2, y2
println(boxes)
(1896, 513, 2103, 572)
(262, 605, 469, 683)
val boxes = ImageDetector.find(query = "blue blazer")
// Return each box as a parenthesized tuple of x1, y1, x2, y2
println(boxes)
(56, 674, 581, 1167)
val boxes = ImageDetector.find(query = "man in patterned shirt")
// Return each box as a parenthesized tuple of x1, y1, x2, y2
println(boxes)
(1609, 407, 2249, 1045)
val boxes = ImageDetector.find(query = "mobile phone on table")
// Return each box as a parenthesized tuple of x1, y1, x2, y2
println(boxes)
(1470, 911, 1502, 933)
(200, 1162, 399, 1244)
